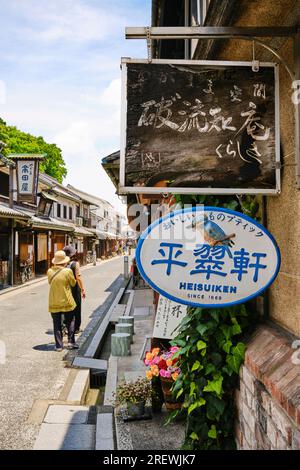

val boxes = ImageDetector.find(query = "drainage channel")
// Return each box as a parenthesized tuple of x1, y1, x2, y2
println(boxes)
(79, 279, 134, 406)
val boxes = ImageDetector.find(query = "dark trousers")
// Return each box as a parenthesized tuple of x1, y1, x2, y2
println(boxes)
(64, 293, 81, 332)
(74, 296, 82, 332)
(51, 311, 75, 349)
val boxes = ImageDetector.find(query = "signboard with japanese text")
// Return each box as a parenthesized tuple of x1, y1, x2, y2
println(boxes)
(153, 295, 187, 340)
(120, 59, 280, 195)
(16, 159, 39, 204)
(136, 207, 281, 308)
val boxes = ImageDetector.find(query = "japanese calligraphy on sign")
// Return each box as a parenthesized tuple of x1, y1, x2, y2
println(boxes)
(120, 59, 280, 195)
(16, 159, 39, 203)
(153, 295, 187, 340)
(136, 207, 281, 308)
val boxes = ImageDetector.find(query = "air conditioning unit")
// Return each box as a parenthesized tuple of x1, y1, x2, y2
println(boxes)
(76, 217, 83, 226)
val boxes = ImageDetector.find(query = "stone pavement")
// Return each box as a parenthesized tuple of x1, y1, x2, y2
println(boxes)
(0, 256, 126, 450)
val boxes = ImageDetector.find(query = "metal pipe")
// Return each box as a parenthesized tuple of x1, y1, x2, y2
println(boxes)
(125, 26, 297, 40)
(184, 0, 190, 60)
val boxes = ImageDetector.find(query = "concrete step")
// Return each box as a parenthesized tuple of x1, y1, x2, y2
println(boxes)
(33, 404, 95, 450)
(67, 369, 90, 405)
(96, 412, 114, 450)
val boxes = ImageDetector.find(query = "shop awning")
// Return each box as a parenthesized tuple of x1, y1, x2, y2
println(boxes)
(0, 203, 30, 220)
(73, 226, 94, 237)
(88, 228, 117, 239)
(40, 192, 59, 203)
(30, 216, 75, 232)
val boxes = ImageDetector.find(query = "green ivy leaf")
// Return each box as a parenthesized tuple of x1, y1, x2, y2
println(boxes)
(220, 325, 231, 341)
(226, 354, 242, 374)
(197, 340, 207, 351)
(208, 425, 217, 439)
(176, 388, 184, 399)
(203, 376, 223, 397)
(190, 382, 196, 396)
(222, 340, 232, 354)
(232, 342, 246, 360)
(205, 363, 216, 375)
(173, 339, 187, 347)
(196, 324, 209, 336)
(190, 432, 199, 441)
(231, 324, 242, 336)
(191, 360, 202, 372)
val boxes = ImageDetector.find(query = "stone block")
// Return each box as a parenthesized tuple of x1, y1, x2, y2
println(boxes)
(44, 405, 89, 424)
(115, 323, 133, 343)
(34, 424, 95, 450)
(67, 370, 90, 405)
(96, 413, 114, 450)
(292, 428, 300, 450)
(270, 401, 293, 446)
(242, 401, 256, 433)
(73, 357, 107, 371)
(242, 366, 256, 396)
(111, 333, 131, 357)
(267, 416, 278, 448)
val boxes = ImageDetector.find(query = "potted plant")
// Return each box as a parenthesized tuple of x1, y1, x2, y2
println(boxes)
(115, 378, 153, 418)
(144, 346, 183, 411)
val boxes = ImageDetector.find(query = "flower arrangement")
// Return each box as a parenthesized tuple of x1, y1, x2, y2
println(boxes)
(144, 346, 181, 381)
(114, 378, 153, 406)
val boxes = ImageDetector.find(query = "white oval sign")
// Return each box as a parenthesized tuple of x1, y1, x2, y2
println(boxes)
(136, 207, 281, 308)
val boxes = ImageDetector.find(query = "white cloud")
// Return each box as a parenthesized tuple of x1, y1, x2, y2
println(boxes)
(100, 78, 121, 108)
(8, 0, 126, 42)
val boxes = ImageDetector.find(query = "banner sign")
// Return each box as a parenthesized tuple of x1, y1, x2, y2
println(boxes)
(13, 156, 42, 204)
(120, 59, 280, 195)
(136, 207, 281, 308)
(153, 295, 187, 340)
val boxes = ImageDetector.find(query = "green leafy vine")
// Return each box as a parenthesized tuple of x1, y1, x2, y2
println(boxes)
(166, 193, 260, 450)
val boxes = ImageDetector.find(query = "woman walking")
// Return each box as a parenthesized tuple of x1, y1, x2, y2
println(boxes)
(63, 245, 86, 334)
(47, 250, 78, 351)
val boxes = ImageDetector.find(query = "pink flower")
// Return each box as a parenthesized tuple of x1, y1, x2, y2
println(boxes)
(170, 346, 179, 353)
(151, 356, 160, 365)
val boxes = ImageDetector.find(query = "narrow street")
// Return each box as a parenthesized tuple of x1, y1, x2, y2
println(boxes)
(0, 256, 125, 450)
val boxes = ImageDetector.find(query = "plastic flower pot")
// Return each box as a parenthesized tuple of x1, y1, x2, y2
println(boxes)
(126, 401, 145, 417)
(160, 377, 183, 411)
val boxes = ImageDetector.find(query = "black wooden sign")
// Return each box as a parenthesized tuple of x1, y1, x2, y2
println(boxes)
(120, 59, 280, 195)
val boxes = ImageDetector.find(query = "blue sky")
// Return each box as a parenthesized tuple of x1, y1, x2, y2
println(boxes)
(0, 0, 151, 209)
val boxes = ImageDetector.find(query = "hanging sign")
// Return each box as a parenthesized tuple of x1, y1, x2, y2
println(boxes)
(120, 59, 280, 195)
(136, 207, 281, 308)
(153, 295, 187, 340)
(12, 154, 44, 204)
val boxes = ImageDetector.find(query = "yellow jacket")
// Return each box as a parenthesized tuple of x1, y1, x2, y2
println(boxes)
(47, 266, 76, 313)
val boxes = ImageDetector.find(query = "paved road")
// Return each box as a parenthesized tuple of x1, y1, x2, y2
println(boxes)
(0, 256, 125, 450)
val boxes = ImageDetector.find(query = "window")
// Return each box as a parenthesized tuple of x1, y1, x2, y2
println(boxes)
(69, 207, 73, 220)
(63, 205, 67, 219)
(57, 203, 61, 218)
(76, 204, 80, 217)
(0, 172, 9, 197)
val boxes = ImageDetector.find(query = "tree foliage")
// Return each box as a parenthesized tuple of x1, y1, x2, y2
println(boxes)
(0, 117, 67, 183)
